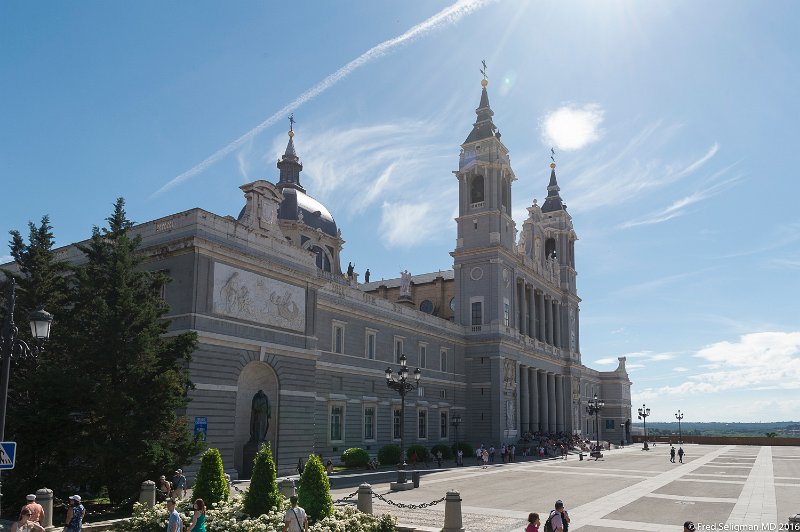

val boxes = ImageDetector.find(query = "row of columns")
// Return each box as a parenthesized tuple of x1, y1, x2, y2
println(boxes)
(518, 365, 569, 434)
(516, 280, 564, 348)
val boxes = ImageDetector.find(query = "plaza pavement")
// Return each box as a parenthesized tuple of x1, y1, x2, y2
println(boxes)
(326, 444, 800, 531)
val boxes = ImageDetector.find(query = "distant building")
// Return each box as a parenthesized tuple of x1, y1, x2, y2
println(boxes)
(4, 76, 632, 477)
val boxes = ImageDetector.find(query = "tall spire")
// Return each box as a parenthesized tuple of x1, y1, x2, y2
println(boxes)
(464, 61, 499, 144)
(277, 114, 304, 192)
(541, 152, 566, 213)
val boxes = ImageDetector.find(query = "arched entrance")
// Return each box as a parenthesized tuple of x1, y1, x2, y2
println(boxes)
(234, 361, 279, 477)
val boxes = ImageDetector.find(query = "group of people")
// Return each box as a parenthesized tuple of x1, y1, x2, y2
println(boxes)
(10, 492, 84, 532)
(525, 499, 570, 532)
(669, 446, 686, 463)
(165, 497, 207, 532)
(159, 469, 188, 500)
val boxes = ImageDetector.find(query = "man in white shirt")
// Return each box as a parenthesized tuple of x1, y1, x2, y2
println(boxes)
(283, 495, 308, 532)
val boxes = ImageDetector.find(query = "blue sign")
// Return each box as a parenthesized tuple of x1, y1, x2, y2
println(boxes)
(194, 417, 208, 442)
(0, 442, 16, 470)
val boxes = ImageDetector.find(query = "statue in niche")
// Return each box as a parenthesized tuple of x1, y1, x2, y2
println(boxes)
(503, 359, 516, 389)
(249, 389, 272, 442)
(517, 229, 527, 254)
(399, 270, 412, 297)
(534, 239, 541, 262)
(505, 399, 516, 430)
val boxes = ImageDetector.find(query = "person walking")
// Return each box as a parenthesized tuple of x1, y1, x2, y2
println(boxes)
(435, 449, 443, 467)
(544, 500, 569, 532)
(525, 512, 540, 532)
(481, 448, 489, 468)
(166, 498, 181, 532)
(64, 495, 85, 532)
(172, 469, 187, 499)
(283, 495, 308, 532)
(456, 448, 463, 466)
(188, 499, 206, 532)
(159, 475, 172, 500)
(678, 447, 685, 463)
(22, 494, 45, 525)
(11, 507, 45, 532)
(670, 446, 676, 463)
(489, 445, 496, 463)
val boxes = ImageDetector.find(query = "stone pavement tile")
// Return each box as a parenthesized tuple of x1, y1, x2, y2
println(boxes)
(601, 496, 733, 526)
(726, 446, 776, 526)
(693, 465, 752, 475)
(775, 485, 800, 524)
(653, 480, 744, 498)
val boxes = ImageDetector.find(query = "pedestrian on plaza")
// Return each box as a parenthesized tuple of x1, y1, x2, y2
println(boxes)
(410, 450, 418, 467)
(670, 446, 676, 463)
(326, 459, 334, 475)
(678, 447, 685, 463)
(435, 449, 443, 467)
(476, 447, 483, 466)
(64, 495, 85, 532)
(489, 445, 496, 463)
(297, 458, 304, 475)
(481, 448, 489, 468)
(11, 507, 45, 532)
(456, 448, 463, 466)
(683, 521, 696, 532)
(544, 500, 567, 532)
(188, 499, 206, 532)
(159, 475, 172, 500)
(166, 498, 181, 532)
(283, 495, 308, 532)
(22, 494, 45, 525)
(500, 443, 507, 463)
(172, 469, 187, 499)
(510, 444, 516, 462)
(526, 512, 540, 532)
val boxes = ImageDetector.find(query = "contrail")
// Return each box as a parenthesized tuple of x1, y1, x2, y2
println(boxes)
(152, 0, 496, 198)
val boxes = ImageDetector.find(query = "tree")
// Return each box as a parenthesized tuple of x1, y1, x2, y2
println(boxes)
(192, 448, 229, 506)
(60, 198, 201, 502)
(297, 454, 331, 523)
(1, 216, 73, 508)
(243, 442, 281, 516)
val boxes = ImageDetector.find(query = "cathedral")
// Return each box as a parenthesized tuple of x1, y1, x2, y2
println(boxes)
(26, 76, 632, 477)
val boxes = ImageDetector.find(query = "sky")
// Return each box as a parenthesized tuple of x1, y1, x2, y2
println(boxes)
(2, 0, 799, 422)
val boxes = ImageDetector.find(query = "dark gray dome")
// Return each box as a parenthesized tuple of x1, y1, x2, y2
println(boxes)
(278, 188, 338, 237)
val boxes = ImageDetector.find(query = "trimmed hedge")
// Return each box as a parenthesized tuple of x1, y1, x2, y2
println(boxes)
(243, 442, 280, 517)
(192, 448, 230, 507)
(377, 444, 401, 466)
(341, 447, 370, 468)
(298, 454, 332, 523)
(452, 441, 474, 458)
(430, 443, 453, 460)
(406, 444, 430, 463)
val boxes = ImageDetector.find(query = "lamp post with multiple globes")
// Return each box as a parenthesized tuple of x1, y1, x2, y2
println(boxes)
(638, 404, 651, 450)
(385, 354, 421, 484)
(586, 394, 605, 456)
(675, 409, 684, 444)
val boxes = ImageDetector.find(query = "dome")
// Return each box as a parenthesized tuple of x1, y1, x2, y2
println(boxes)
(278, 188, 338, 237)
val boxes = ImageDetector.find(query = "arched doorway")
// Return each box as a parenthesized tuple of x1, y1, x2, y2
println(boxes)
(234, 361, 279, 477)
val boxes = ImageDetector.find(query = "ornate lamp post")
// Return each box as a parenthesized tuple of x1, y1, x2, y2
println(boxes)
(638, 404, 651, 450)
(675, 409, 684, 444)
(0, 279, 54, 514)
(385, 354, 420, 485)
(451, 413, 462, 465)
(586, 394, 604, 456)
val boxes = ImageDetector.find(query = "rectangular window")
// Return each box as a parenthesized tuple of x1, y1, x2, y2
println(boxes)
(471, 301, 482, 326)
(364, 406, 375, 441)
(605, 419, 615, 430)
(417, 386, 424, 397)
(330, 404, 344, 442)
(418, 409, 427, 439)
(440, 411, 448, 439)
(419, 343, 427, 368)
(365, 330, 376, 360)
(393, 408, 402, 440)
(440, 349, 448, 372)
(394, 337, 404, 363)
(332, 322, 345, 354)
(503, 299, 510, 327)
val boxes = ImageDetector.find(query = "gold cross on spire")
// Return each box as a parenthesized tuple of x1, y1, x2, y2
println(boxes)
(480, 59, 487, 80)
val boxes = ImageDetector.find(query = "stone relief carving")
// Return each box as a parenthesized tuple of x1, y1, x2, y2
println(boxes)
(503, 359, 516, 389)
(505, 398, 516, 431)
(517, 229, 527, 255)
(569, 306, 576, 352)
(213, 263, 305, 332)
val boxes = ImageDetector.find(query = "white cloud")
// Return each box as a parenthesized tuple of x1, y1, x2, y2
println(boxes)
(673, 367, 689, 372)
(0, 255, 13, 265)
(379, 201, 442, 247)
(540, 104, 604, 151)
(594, 357, 617, 365)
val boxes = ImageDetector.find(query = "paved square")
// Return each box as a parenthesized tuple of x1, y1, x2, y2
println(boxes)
(329, 444, 800, 531)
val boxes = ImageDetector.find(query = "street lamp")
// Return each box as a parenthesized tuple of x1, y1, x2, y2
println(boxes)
(586, 394, 604, 456)
(385, 354, 420, 485)
(0, 278, 53, 516)
(451, 413, 462, 466)
(675, 410, 684, 444)
(638, 404, 651, 450)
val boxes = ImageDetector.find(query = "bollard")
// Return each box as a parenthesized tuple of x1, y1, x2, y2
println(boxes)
(36, 488, 54, 529)
(279, 478, 296, 499)
(139, 480, 156, 507)
(442, 490, 465, 532)
(357, 483, 373, 515)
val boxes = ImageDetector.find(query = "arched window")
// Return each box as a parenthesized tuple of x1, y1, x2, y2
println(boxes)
(470, 175, 485, 204)
(545, 238, 557, 260)
(309, 245, 331, 272)
(501, 178, 509, 211)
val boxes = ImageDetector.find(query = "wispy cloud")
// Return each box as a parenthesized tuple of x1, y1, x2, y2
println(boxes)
(617, 267, 716, 296)
(540, 104, 605, 151)
(151, 0, 496, 198)
(719, 221, 800, 259)
(770, 258, 800, 269)
(379, 199, 453, 248)
(673, 367, 689, 372)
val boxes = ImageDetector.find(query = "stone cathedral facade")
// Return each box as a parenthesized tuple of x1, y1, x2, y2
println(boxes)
(17, 77, 631, 478)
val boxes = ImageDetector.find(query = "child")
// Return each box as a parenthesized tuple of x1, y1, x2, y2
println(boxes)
(526, 512, 540, 532)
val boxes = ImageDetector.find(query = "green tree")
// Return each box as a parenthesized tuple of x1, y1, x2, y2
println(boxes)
(1, 216, 73, 508)
(297, 454, 331, 523)
(61, 198, 201, 502)
(243, 442, 280, 516)
(192, 447, 229, 506)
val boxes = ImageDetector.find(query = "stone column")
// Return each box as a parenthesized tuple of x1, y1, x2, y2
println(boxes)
(443, 490, 466, 532)
(546, 296, 553, 345)
(518, 280, 524, 331)
(139, 480, 156, 507)
(520, 366, 529, 433)
(521, 283, 529, 336)
(36, 488, 54, 528)
(538, 370, 548, 433)
(529, 367, 539, 432)
(528, 285, 536, 339)
(357, 483, 373, 515)
(555, 302, 562, 348)
(537, 291, 545, 341)
(547, 373, 557, 433)
(555, 375, 565, 432)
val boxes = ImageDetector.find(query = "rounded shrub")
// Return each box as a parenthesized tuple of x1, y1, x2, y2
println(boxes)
(341, 447, 370, 468)
(430, 443, 453, 460)
(192, 447, 229, 506)
(377, 444, 401, 466)
(243, 442, 281, 517)
(406, 444, 430, 463)
(298, 453, 332, 523)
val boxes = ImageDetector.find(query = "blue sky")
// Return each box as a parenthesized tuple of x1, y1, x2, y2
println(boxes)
(2, 1, 799, 422)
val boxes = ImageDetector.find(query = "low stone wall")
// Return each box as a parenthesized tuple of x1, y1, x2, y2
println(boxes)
(632, 435, 800, 446)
